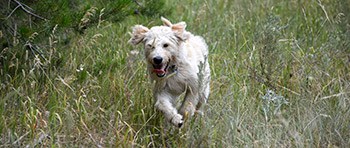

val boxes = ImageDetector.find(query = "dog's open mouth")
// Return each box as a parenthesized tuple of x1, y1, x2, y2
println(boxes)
(152, 63, 169, 77)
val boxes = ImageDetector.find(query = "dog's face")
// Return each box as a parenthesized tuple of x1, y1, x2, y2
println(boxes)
(129, 18, 187, 78)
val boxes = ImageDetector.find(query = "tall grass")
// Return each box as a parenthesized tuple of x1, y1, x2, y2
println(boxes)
(1, 0, 349, 147)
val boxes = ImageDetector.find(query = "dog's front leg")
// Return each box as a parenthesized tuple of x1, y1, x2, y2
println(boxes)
(154, 93, 184, 127)
(179, 90, 198, 118)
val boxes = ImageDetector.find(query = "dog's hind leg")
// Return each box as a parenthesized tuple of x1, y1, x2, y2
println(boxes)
(154, 93, 184, 127)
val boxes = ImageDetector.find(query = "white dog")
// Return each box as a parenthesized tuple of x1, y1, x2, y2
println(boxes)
(129, 17, 210, 127)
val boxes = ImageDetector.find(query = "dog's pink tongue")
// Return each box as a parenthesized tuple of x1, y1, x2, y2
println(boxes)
(153, 69, 165, 74)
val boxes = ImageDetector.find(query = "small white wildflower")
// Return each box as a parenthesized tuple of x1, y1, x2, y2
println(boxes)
(76, 64, 84, 72)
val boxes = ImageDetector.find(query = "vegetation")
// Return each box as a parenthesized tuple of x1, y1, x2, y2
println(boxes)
(1, 0, 349, 147)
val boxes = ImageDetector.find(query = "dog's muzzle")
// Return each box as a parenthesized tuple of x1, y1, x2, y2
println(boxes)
(151, 56, 178, 78)
(153, 63, 169, 77)
(151, 56, 168, 77)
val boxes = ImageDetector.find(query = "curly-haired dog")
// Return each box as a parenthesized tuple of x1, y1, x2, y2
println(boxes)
(129, 17, 210, 127)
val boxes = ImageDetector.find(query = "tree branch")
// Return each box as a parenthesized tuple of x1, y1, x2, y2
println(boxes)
(6, 0, 46, 20)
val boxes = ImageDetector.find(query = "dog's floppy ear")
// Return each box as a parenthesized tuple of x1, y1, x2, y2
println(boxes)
(171, 22, 187, 40)
(129, 25, 149, 45)
(161, 16, 173, 27)
(162, 17, 189, 40)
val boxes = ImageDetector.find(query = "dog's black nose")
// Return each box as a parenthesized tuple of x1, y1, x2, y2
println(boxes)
(153, 56, 163, 64)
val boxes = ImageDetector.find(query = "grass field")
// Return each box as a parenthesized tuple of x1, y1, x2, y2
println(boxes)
(1, 0, 350, 147)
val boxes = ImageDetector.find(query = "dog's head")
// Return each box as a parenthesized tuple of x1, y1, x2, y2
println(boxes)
(129, 17, 188, 78)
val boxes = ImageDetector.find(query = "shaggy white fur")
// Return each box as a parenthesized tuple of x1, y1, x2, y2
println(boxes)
(129, 17, 210, 127)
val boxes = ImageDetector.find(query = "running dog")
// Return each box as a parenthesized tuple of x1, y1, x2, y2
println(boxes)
(129, 17, 210, 127)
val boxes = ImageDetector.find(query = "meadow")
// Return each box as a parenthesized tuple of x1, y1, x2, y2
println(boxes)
(1, 0, 349, 147)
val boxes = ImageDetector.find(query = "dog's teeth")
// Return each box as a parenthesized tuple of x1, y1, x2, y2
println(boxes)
(157, 74, 164, 77)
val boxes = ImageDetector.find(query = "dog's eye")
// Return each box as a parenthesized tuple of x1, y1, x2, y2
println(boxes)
(163, 43, 169, 48)
(146, 44, 154, 49)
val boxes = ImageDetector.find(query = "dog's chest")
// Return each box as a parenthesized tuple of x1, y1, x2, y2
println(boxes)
(168, 78, 187, 94)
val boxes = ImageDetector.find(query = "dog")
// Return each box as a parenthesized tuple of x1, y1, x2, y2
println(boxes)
(129, 17, 210, 127)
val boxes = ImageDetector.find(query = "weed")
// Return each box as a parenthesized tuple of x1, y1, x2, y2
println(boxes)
(261, 89, 289, 122)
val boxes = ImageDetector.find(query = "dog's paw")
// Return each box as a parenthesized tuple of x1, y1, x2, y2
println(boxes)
(171, 114, 184, 128)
